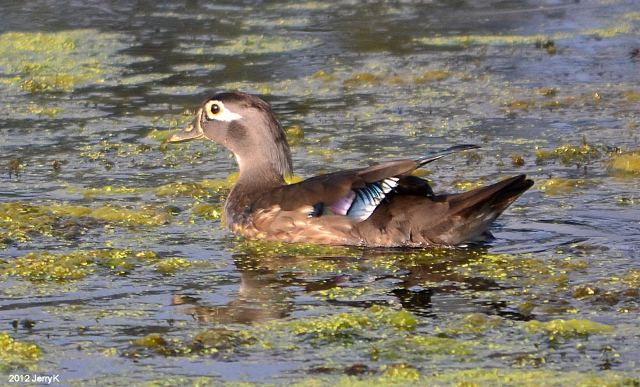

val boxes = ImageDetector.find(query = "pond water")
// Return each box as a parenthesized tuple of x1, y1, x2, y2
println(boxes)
(1, 0, 639, 385)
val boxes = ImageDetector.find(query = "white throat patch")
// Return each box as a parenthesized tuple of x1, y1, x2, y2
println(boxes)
(204, 100, 243, 122)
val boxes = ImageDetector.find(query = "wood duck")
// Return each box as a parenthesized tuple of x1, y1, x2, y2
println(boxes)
(168, 92, 533, 247)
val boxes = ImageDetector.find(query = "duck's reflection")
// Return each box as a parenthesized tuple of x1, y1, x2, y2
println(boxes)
(174, 247, 529, 324)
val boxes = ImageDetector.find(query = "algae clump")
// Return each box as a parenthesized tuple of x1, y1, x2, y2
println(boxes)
(0, 332, 42, 370)
(446, 313, 503, 335)
(155, 257, 192, 275)
(538, 178, 590, 195)
(609, 151, 640, 175)
(127, 329, 255, 359)
(0, 30, 125, 93)
(259, 306, 418, 344)
(535, 143, 602, 166)
(1, 249, 159, 281)
(414, 23, 631, 47)
(191, 203, 223, 220)
(525, 319, 614, 338)
(191, 328, 256, 356)
(0, 201, 168, 247)
(0, 202, 172, 228)
(69, 205, 170, 226)
(155, 173, 239, 199)
(373, 335, 475, 361)
(379, 364, 421, 382)
(234, 239, 359, 259)
(415, 69, 450, 83)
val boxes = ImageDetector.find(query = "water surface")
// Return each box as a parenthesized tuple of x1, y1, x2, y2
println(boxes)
(1, 0, 639, 385)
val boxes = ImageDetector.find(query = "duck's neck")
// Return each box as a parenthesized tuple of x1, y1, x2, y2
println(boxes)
(225, 154, 289, 226)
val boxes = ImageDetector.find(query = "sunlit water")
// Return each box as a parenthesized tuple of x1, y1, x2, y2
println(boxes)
(1, 0, 639, 385)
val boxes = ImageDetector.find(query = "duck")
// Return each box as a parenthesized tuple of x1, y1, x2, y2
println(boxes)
(168, 92, 533, 247)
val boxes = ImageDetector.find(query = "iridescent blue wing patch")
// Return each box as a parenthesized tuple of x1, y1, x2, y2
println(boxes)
(346, 177, 399, 222)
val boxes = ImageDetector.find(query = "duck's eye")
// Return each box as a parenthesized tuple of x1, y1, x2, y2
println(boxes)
(209, 103, 221, 116)
(203, 100, 243, 122)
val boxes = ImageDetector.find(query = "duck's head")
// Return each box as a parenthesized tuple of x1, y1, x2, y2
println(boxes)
(169, 92, 292, 182)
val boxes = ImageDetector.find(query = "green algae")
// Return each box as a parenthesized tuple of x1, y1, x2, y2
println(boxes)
(535, 142, 602, 165)
(379, 364, 421, 382)
(0, 249, 159, 281)
(222, 63, 460, 96)
(456, 252, 586, 287)
(0, 200, 169, 245)
(46, 304, 151, 321)
(191, 203, 223, 220)
(155, 173, 239, 199)
(0, 201, 172, 228)
(415, 69, 451, 83)
(133, 334, 168, 349)
(504, 95, 582, 113)
(55, 204, 170, 226)
(286, 125, 305, 145)
(312, 69, 337, 82)
(537, 87, 559, 97)
(234, 239, 359, 259)
(0, 202, 59, 244)
(621, 270, 640, 288)
(372, 335, 475, 361)
(508, 99, 534, 111)
(414, 23, 632, 47)
(316, 286, 368, 301)
(453, 180, 486, 191)
(609, 151, 640, 175)
(342, 68, 453, 90)
(0, 332, 42, 371)
(295, 369, 639, 387)
(573, 285, 600, 300)
(26, 103, 63, 118)
(371, 306, 418, 331)
(525, 319, 614, 339)
(70, 185, 145, 199)
(511, 154, 525, 166)
(150, 110, 196, 130)
(287, 312, 371, 340)
(79, 140, 155, 162)
(538, 178, 591, 195)
(258, 306, 418, 344)
(623, 90, 640, 102)
(191, 329, 256, 356)
(0, 30, 125, 93)
(129, 334, 180, 357)
(127, 329, 255, 359)
(343, 72, 382, 89)
(155, 257, 191, 275)
(445, 313, 503, 335)
(425, 369, 637, 387)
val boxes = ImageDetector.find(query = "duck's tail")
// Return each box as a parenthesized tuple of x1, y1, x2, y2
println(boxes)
(442, 174, 534, 244)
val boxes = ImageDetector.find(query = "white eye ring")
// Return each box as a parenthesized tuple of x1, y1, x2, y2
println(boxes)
(203, 100, 243, 122)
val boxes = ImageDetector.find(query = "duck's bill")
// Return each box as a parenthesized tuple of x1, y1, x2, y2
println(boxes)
(167, 112, 204, 143)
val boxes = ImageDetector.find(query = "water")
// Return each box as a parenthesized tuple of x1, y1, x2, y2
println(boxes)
(1, 0, 639, 385)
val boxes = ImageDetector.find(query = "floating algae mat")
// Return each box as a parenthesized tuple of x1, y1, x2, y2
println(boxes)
(1, 0, 639, 385)
(0, 29, 130, 93)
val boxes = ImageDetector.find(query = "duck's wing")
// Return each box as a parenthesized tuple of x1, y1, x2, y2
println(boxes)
(355, 174, 534, 246)
(252, 144, 479, 222)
